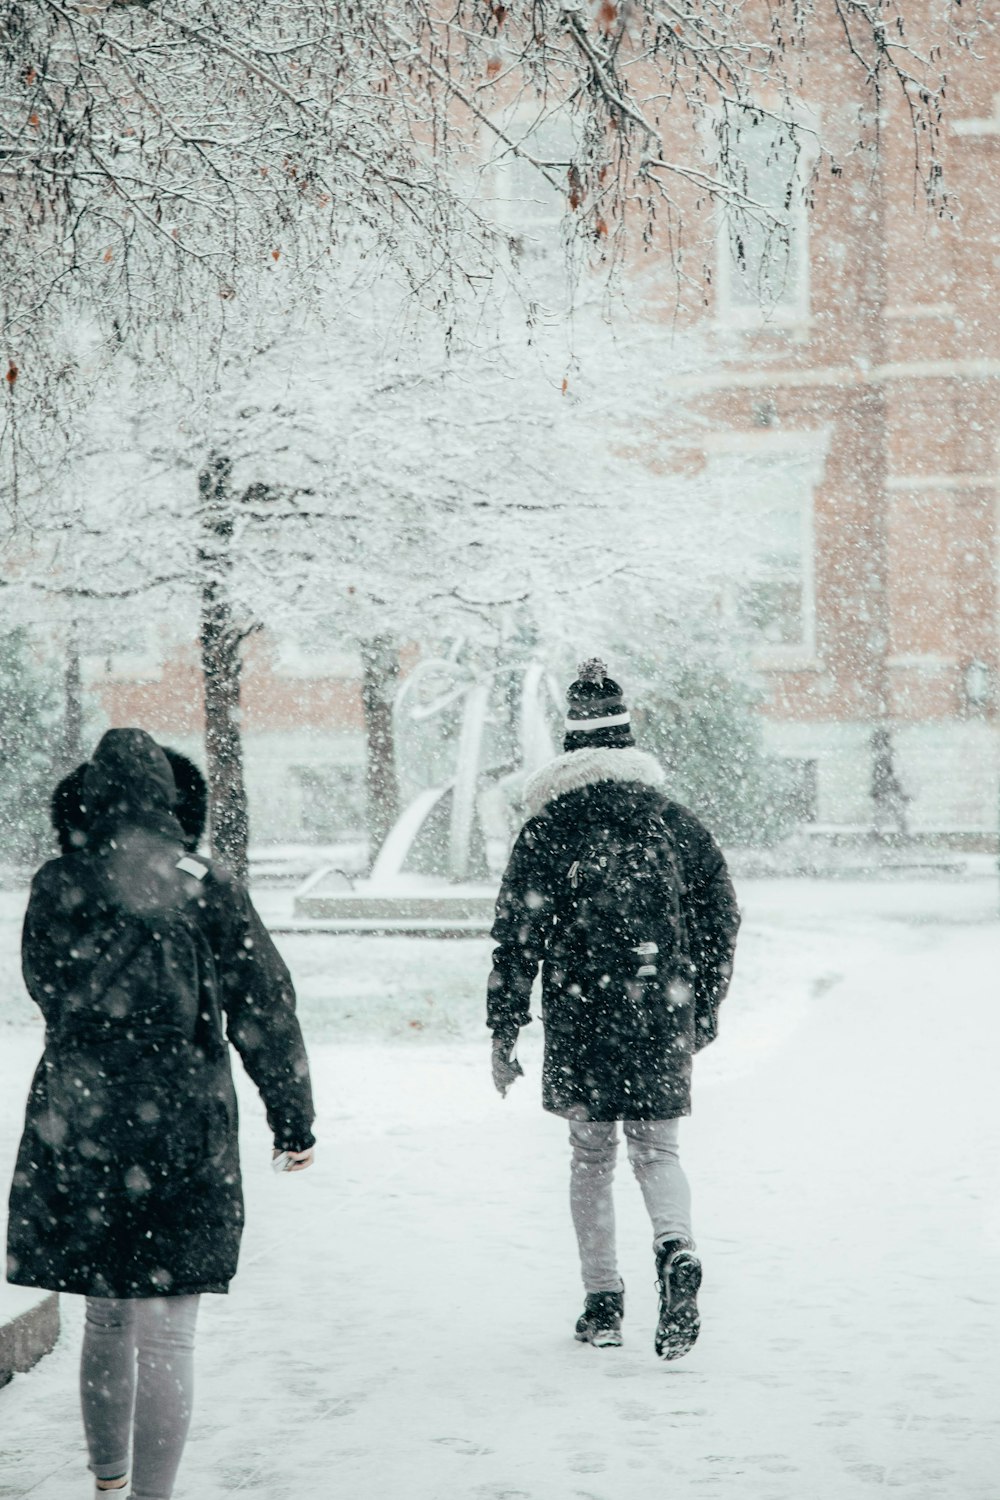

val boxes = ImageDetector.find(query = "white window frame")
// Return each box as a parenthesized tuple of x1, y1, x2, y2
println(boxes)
(712, 109, 818, 331)
(703, 428, 829, 669)
(79, 618, 162, 682)
(271, 630, 362, 681)
(489, 106, 580, 308)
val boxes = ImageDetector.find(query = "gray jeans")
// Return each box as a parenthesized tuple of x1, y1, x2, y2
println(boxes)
(81, 1295, 200, 1500)
(569, 1118, 693, 1294)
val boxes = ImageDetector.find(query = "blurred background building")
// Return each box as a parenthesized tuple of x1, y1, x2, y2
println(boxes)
(37, 17, 1000, 853)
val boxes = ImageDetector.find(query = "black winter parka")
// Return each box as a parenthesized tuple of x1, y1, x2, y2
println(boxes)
(6, 730, 315, 1299)
(487, 747, 740, 1121)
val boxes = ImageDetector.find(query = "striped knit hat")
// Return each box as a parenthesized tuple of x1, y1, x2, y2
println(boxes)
(563, 659, 635, 752)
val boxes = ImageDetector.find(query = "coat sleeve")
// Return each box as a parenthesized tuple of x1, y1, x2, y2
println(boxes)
(670, 809, 741, 1051)
(21, 863, 75, 1025)
(486, 818, 554, 1042)
(213, 881, 316, 1152)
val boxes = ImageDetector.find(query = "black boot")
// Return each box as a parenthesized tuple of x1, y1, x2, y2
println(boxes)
(654, 1240, 702, 1360)
(574, 1289, 624, 1348)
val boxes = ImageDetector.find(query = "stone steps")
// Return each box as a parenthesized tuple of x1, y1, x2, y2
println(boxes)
(0, 1286, 60, 1388)
(290, 886, 496, 937)
(272, 916, 492, 938)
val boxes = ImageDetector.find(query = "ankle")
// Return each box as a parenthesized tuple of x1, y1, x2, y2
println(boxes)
(656, 1238, 697, 1277)
(656, 1236, 694, 1257)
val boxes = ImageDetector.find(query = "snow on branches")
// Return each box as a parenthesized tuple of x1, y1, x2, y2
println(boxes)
(1, 1, 961, 361)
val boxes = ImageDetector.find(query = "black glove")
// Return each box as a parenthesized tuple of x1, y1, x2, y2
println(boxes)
(491, 1031, 524, 1097)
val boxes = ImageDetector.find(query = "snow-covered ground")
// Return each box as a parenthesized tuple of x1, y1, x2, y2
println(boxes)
(1, 876, 998, 1500)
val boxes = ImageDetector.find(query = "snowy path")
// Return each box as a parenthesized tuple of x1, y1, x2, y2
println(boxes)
(1, 879, 998, 1499)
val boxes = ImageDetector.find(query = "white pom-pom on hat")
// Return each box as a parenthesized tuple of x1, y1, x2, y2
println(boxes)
(577, 658, 608, 684)
(564, 659, 633, 747)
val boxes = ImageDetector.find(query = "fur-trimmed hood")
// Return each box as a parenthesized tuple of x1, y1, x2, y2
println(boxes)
(522, 747, 666, 820)
(52, 745, 208, 856)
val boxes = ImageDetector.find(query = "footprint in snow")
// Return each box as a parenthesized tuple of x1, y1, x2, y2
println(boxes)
(433, 1436, 495, 1456)
(813, 1410, 864, 1427)
(312, 1397, 359, 1418)
(843, 1462, 888, 1484)
(614, 1400, 659, 1422)
(568, 1454, 606, 1473)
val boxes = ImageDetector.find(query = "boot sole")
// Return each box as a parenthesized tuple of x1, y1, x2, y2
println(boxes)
(575, 1326, 623, 1348)
(655, 1253, 702, 1361)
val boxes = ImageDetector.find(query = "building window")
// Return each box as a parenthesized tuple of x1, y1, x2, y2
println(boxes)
(737, 491, 809, 646)
(79, 619, 159, 680)
(493, 111, 577, 303)
(706, 445, 823, 658)
(782, 758, 819, 823)
(716, 118, 810, 324)
(292, 764, 366, 841)
(273, 617, 361, 679)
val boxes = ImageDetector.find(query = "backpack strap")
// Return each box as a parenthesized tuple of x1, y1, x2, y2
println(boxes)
(47, 921, 158, 1051)
(83, 922, 158, 1006)
(52, 857, 220, 1051)
(79, 854, 208, 1001)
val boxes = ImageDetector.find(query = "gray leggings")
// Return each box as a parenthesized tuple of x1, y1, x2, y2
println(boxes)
(81, 1295, 200, 1500)
(569, 1118, 693, 1294)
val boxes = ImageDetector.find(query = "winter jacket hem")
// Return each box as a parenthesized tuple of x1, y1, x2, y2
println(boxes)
(5, 1270, 232, 1298)
(544, 1103, 692, 1123)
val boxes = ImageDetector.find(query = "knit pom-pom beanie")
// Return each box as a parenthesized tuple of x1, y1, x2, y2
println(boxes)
(563, 658, 635, 752)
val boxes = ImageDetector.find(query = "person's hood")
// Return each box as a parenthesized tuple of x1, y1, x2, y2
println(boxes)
(163, 749, 208, 849)
(522, 746, 666, 820)
(82, 728, 178, 823)
(54, 742, 207, 852)
(51, 763, 89, 855)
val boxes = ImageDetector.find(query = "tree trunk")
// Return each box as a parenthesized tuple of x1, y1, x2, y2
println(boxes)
(360, 636, 400, 869)
(198, 454, 251, 882)
(62, 624, 83, 770)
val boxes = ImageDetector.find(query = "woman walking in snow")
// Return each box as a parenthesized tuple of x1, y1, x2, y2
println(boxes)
(487, 662, 739, 1357)
(6, 729, 316, 1500)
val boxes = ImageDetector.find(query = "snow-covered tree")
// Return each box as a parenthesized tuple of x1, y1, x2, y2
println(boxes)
(2, 260, 762, 870)
(0, 626, 66, 863)
(628, 654, 799, 846)
(2, 0, 960, 485)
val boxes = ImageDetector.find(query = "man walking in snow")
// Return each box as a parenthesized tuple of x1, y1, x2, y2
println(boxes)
(487, 661, 739, 1357)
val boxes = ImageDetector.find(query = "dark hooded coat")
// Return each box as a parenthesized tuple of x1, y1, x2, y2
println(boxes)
(487, 747, 740, 1121)
(52, 746, 208, 857)
(7, 729, 315, 1299)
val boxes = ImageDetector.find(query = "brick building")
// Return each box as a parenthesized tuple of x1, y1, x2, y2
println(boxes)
(80, 9, 999, 847)
(80, 629, 368, 846)
(653, 6, 1000, 841)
